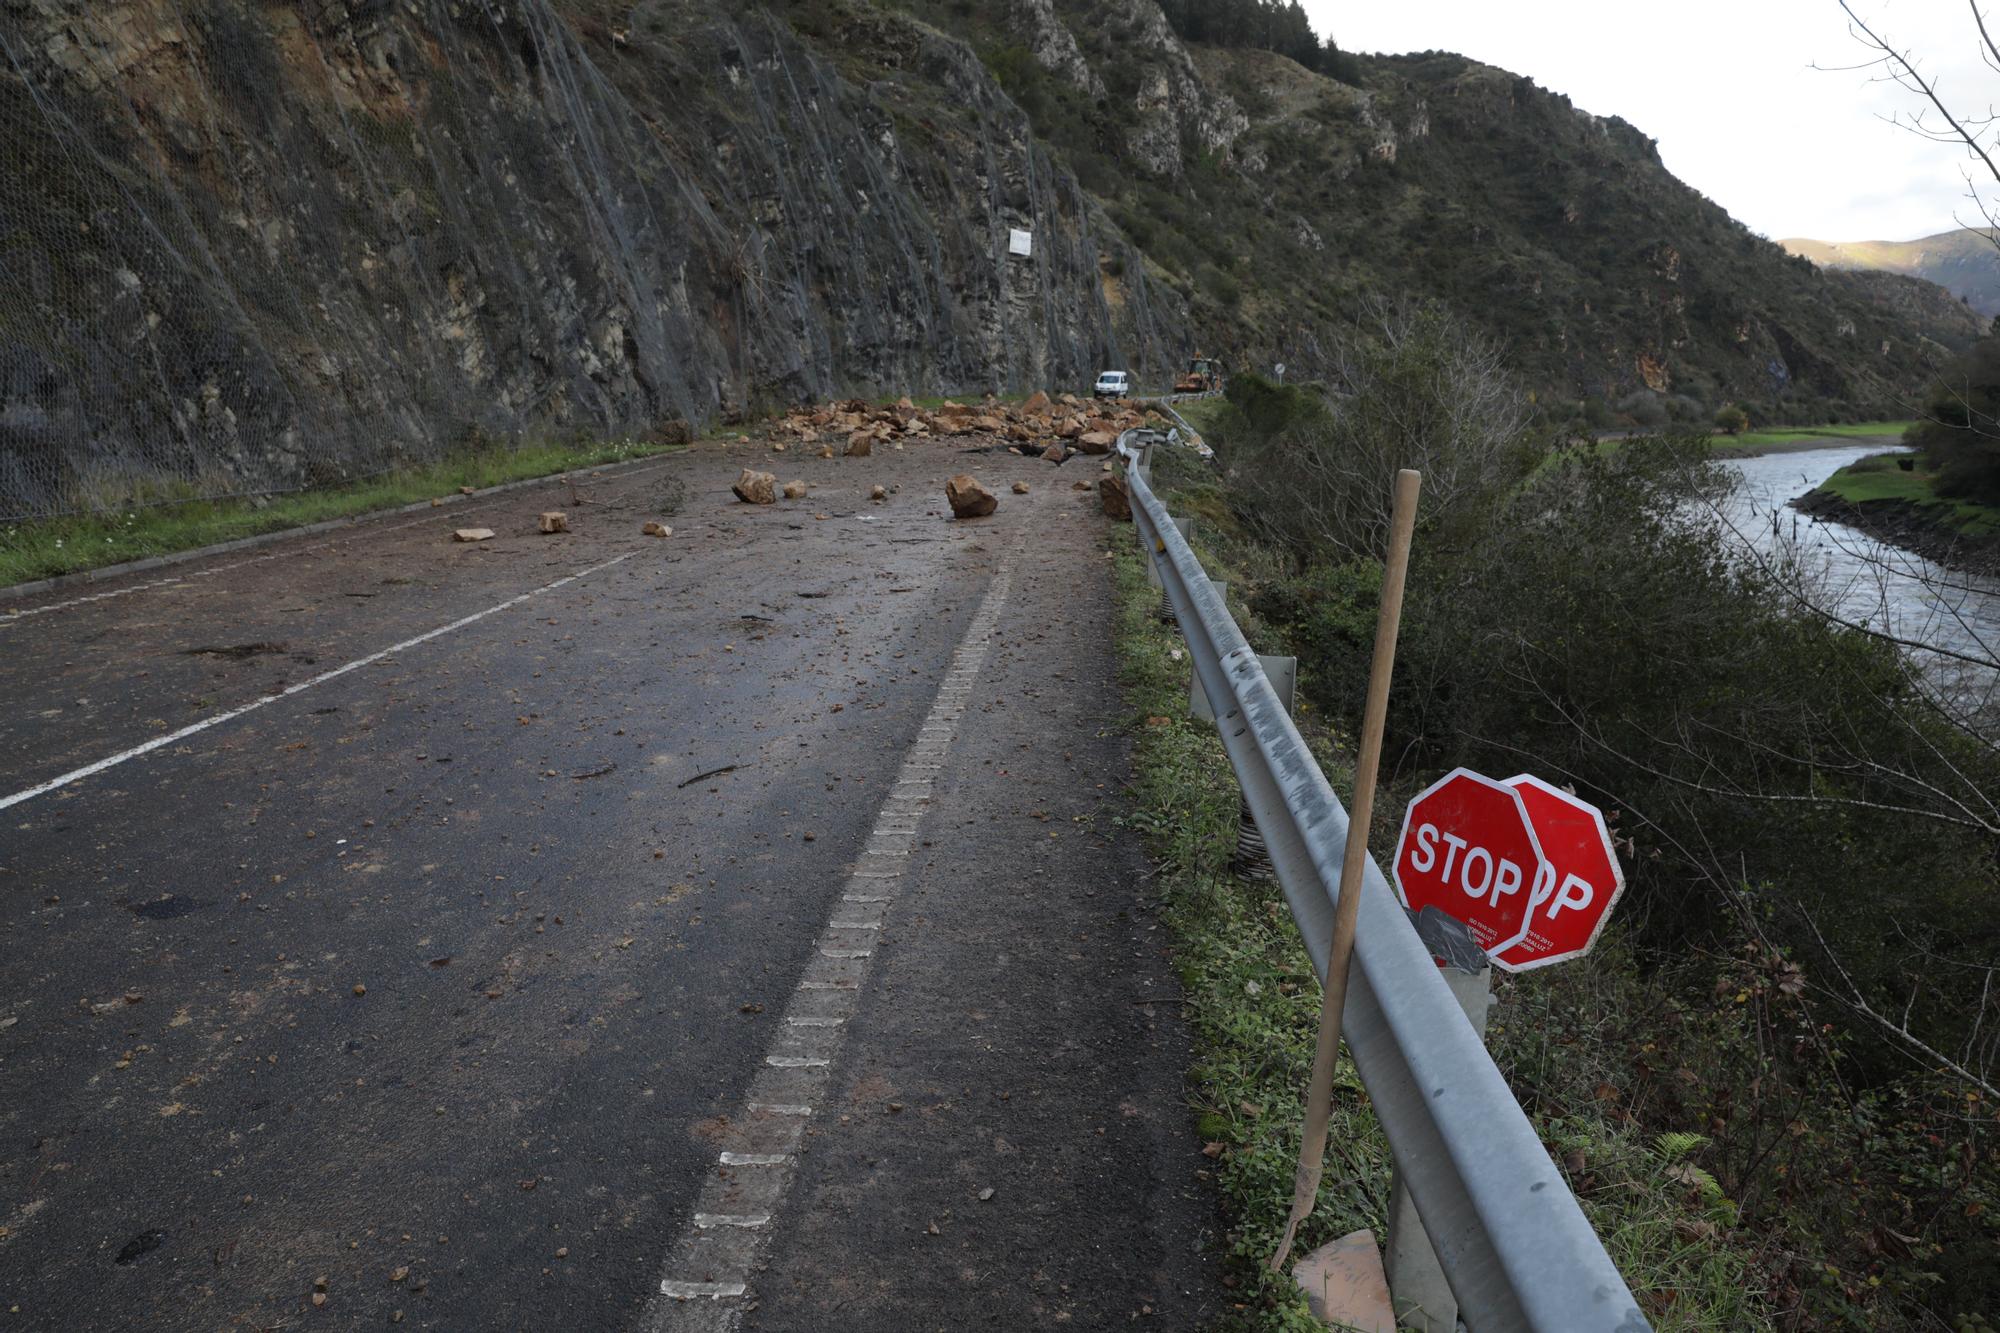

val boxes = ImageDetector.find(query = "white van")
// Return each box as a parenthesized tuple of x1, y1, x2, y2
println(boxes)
(1093, 370, 1131, 399)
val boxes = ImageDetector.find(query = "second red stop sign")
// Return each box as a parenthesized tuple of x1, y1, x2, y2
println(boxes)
(1392, 768, 1547, 959)
(1485, 775, 1627, 972)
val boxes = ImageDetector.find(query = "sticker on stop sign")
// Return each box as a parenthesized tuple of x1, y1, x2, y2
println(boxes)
(1486, 774, 1626, 972)
(1393, 768, 1625, 972)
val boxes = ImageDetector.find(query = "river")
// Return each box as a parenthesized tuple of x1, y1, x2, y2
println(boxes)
(1717, 445, 2000, 704)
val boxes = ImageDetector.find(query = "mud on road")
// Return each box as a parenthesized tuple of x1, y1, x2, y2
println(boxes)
(0, 434, 1221, 1329)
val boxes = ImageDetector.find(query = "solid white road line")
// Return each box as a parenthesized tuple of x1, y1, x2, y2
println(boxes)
(0, 553, 634, 812)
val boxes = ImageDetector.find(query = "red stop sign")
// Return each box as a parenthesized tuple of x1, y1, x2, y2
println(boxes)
(1485, 775, 1626, 973)
(1392, 769, 1547, 959)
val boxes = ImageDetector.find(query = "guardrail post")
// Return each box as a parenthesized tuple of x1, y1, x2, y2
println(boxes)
(1149, 515, 1193, 623)
(1189, 650, 1297, 882)
(1384, 963, 1495, 1331)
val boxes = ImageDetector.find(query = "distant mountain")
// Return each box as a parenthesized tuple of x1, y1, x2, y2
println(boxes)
(1782, 230, 2000, 318)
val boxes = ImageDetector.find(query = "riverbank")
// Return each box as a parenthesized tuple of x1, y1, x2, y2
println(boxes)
(1791, 451, 2000, 577)
(1719, 431, 1904, 458)
(1594, 424, 1911, 459)
(1793, 489, 2000, 577)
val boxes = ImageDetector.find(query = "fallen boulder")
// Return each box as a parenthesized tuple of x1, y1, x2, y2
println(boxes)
(946, 474, 998, 519)
(452, 528, 496, 543)
(643, 521, 673, 537)
(870, 484, 888, 501)
(538, 511, 569, 534)
(1077, 431, 1117, 454)
(1021, 390, 1051, 416)
(1011, 481, 1030, 494)
(1098, 476, 1132, 521)
(1042, 443, 1068, 465)
(782, 479, 810, 500)
(846, 431, 873, 457)
(733, 469, 778, 504)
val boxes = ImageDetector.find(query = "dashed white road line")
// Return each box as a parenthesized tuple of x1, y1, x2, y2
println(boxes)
(639, 563, 1014, 1333)
(0, 552, 635, 813)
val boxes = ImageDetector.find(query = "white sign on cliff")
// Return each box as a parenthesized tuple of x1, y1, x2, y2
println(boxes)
(1007, 229, 1033, 258)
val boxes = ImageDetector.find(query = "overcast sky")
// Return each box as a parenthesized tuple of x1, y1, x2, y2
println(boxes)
(1301, 1, 1999, 242)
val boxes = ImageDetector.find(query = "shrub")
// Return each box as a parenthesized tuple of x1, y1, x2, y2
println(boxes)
(1227, 302, 1533, 564)
(1614, 390, 1669, 427)
(1914, 334, 2000, 503)
(1714, 403, 1749, 434)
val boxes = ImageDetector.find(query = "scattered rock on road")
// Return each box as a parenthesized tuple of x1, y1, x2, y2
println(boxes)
(1011, 481, 1030, 494)
(1077, 431, 1117, 454)
(452, 528, 496, 543)
(733, 469, 778, 504)
(642, 521, 673, 537)
(782, 479, 810, 500)
(538, 511, 568, 534)
(946, 474, 998, 518)
(1072, 481, 1093, 491)
(1042, 444, 1068, 465)
(845, 432, 873, 457)
(871, 485, 888, 502)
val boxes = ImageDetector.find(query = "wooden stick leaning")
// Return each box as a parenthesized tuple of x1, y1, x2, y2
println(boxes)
(1269, 467, 1423, 1275)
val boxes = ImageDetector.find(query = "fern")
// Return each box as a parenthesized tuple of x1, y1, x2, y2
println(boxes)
(1653, 1130, 1709, 1162)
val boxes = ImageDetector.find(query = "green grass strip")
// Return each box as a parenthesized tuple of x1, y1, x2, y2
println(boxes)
(1110, 535, 1388, 1330)
(0, 438, 685, 589)
(1814, 451, 2000, 535)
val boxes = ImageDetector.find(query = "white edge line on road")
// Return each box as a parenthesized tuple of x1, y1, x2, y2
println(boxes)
(0, 552, 635, 813)
(644, 562, 1016, 1330)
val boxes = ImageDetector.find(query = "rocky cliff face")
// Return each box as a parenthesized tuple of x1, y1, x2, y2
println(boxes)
(0, 0, 1179, 517)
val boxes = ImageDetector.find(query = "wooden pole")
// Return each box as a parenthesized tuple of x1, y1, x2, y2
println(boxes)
(1270, 468, 1422, 1274)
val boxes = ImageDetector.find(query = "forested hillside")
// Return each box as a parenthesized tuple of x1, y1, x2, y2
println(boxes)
(874, 0, 1983, 423)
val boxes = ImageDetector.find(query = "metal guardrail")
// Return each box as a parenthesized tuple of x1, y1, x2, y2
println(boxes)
(1117, 432, 1649, 1333)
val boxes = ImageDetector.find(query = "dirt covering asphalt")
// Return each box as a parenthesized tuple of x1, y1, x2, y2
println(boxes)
(0, 430, 1222, 1328)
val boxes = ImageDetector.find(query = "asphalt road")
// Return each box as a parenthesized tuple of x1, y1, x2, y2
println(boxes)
(0, 436, 1220, 1329)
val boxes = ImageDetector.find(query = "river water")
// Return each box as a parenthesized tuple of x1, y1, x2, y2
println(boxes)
(1716, 445, 2000, 702)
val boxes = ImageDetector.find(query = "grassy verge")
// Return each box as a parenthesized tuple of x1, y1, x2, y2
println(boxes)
(1111, 449, 1770, 1329)
(0, 437, 684, 589)
(1110, 521, 1385, 1330)
(1815, 451, 2000, 535)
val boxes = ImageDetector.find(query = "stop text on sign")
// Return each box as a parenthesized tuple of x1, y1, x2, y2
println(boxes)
(1403, 820, 1528, 910)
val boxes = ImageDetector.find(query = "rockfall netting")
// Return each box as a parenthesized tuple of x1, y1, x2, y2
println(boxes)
(0, 0, 1177, 520)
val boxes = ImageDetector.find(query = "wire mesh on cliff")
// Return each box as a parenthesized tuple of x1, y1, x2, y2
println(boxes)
(0, 0, 1160, 523)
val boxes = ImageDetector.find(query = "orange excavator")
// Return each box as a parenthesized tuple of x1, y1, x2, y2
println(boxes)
(1174, 355, 1225, 396)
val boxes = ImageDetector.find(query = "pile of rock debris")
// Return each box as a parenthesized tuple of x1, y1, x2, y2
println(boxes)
(763, 392, 1159, 463)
